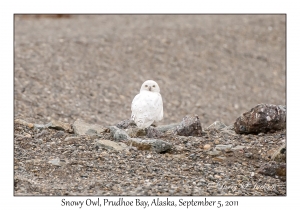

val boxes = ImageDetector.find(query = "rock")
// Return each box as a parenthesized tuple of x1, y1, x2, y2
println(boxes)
(126, 127, 146, 138)
(85, 129, 98, 136)
(24, 133, 32, 138)
(146, 126, 163, 138)
(234, 104, 286, 134)
(34, 124, 47, 129)
(231, 145, 245, 151)
(212, 156, 227, 162)
(214, 139, 220, 145)
(52, 131, 65, 138)
(15, 119, 34, 128)
(64, 136, 80, 144)
(206, 121, 227, 130)
(220, 125, 237, 136)
(47, 120, 73, 133)
(156, 123, 180, 133)
(109, 126, 130, 141)
(215, 144, 233, 151)
(257, 161, 286, 180)
(115, 119, 136, 129)
(73, 119, 108, 136)
(127, 138, 172, 153)
(245, 153, 253, 158)
(271, 143, 286, 162)
(174, 115, 202, 136)
(34, 130, 49, 139)
(95, 140, 128, 151)
(207, 150, 221, 156)
(48, 158, 62, 166)
(203, 144, 211, 150)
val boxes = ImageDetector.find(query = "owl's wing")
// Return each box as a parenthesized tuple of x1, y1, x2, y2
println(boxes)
(153, 93, 163, 122)
(131, 92, 160, 128)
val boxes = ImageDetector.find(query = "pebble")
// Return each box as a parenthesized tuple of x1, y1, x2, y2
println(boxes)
(207, 150, 221, 156)
(24, 133, 31, 138)
(215, 144, 232, 151)
(204, 144, 211, 150)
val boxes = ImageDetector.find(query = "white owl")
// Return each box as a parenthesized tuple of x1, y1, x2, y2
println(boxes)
(131, 80, 163, 129)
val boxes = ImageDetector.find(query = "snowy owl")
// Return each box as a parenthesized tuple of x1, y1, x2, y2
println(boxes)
(131, 80, 163, 129)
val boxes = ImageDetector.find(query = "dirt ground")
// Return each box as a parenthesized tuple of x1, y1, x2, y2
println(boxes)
(14, 15, 286, 196)
(14, 15, 286, 128)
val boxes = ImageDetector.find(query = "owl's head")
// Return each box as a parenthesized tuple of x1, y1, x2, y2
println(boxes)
(140, 80, 160, 93)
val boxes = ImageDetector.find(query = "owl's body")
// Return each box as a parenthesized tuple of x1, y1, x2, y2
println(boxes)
(131, 80, 163, 129)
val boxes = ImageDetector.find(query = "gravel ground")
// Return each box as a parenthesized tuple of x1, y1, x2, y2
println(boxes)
(14, 15, 286, 196)
(14, 121, 286, 196)
(14, 15, 285, 127)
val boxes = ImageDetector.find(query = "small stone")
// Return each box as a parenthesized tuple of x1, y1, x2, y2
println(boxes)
(109, 126, 130, 141)
(115, 119, 136, 129)
(127, 138, 172, 153)
(231, 145, 245, 151)
(85, 129, 98, 136)
(24, 133, 31, 138)
(47, 120, 73, 133)
(48, 158, 61, 166)
(95, 140, 128, 151)
(52, 131, 65, 138)
(34, 130, 49, 139)
(215, 144, 233, 151)
(64, 136, 80, 143)
(207, 150, 221, 156)
(156, 123, 180, 133)
(73, 119, 108, 136)
(245, 153, 253, 158)
(212, 156, 226, 162)
(251, 172, 255, 177)
(203, 144, 211, 150)
(14, 119, 34, 128)
(214, 139, 220, 145)
(174, 115, 202, 136)
(146, 126, 163, 138)
(206, 121, 227, 131)
(257, 161, 286, 180)
(271, 143, 286, 162)
(126, 127, 146, 138)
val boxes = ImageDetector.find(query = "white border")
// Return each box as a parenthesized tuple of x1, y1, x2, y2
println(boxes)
(2, 0, 298, 209)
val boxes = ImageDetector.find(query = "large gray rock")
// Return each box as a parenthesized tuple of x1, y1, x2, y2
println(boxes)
(234, 104, 286, 134)
(127, 138, 172, 153)
(73, 119, 109, 136)
(174, 115, 202, 136)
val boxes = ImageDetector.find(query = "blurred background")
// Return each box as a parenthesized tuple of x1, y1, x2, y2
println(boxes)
(14, 15, 286, 128)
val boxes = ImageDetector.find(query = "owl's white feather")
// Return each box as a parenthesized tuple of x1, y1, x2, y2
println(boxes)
(131, 80, 163, 129)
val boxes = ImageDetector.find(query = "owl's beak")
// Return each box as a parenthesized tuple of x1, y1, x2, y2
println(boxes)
(149, 87, 152, 91)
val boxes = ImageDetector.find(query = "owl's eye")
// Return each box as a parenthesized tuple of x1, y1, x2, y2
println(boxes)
(145, 85, 148, 87)
(152, 85, 155, 88)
